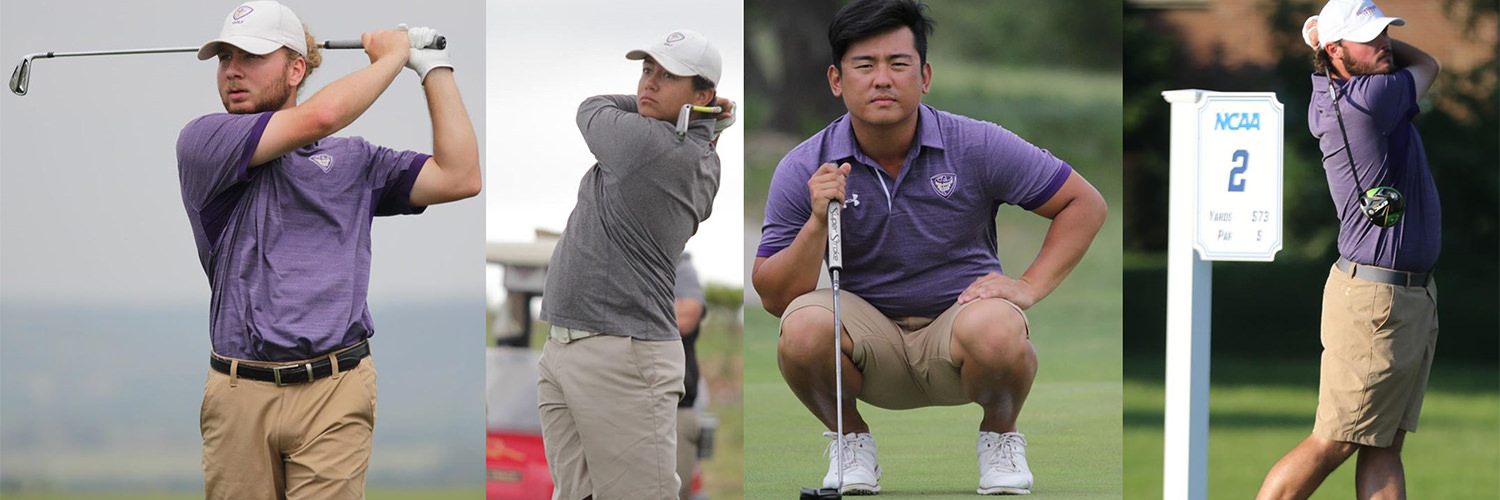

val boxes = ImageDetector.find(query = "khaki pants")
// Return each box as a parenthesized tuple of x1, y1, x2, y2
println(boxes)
(538, 333, 686, 500)
(782, 290, 1029, 410)
(201, 354, 377, 500)
(676, 407, 699, 500)
(1314, 264, 1439, 448)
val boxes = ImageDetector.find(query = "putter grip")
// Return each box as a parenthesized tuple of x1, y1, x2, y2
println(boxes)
(826, 200, 843, 271)
(321, 36, 446, 50)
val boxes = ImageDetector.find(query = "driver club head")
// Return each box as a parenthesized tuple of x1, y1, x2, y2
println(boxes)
(10, 56, 33, 96)
(800, 487, 842, 499)
(1360, 186, 1406, 228)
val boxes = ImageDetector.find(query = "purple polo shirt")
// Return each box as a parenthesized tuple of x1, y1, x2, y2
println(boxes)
(1310, 69, 1440, 272)
(177, 111, 428, 362)
(759, 105, 1071, 318)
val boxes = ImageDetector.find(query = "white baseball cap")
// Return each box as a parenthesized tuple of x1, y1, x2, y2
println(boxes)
(626, 30, 722, 86)
(1318, 0, 1404, 45)
(197, 1, 308, 61)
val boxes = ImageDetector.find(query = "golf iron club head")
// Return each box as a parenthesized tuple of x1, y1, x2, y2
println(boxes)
(800, 487, 842, 499)
(10, 54, 37, 96)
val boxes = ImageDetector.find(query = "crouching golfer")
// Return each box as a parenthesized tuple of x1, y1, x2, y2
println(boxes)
(177, 2, 479, 498)
(1256, 1, 1442, 498)
(537, 29, 735, 499)
(752, 0, 1106, 494)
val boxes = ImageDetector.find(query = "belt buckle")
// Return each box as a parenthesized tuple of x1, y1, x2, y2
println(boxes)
(551, 326, 593, 344)
(273, 363, 314, 386)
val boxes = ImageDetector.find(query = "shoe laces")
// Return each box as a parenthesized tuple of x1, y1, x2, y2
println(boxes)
(823, 432, 869, 473)
(981, 433, 1025, 473)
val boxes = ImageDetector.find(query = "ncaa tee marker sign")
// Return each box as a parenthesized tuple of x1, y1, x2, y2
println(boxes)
(1195, 93, 1283, 261)
(1160, 89, 1283, 500)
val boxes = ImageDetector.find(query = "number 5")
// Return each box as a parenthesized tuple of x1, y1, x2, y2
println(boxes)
(1228, 149, 1248, 192)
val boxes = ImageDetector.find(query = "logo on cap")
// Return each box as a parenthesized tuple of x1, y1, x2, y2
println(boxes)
(233, 5, 254, 21)
(1356, 5, 1376, 17)
(931, 173, 957, 198)
(665, 32, 685, 45)
(310, 154, 334, 173)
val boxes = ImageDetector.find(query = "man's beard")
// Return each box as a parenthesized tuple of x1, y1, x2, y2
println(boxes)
(1340, 49, 1392, 76)
(222, 70, 295, 114)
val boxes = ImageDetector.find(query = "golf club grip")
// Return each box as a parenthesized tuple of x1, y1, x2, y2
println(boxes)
(321, 36, 446, 50)
(826, 200, 843, 272)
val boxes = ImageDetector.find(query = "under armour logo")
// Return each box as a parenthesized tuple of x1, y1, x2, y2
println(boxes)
(309, 154, 334, 173)
(844, 193, 860, 208)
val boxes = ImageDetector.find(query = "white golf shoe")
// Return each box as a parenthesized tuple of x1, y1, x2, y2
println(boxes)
(821, 431, 881, 495)
(977, 431, 1033, 495)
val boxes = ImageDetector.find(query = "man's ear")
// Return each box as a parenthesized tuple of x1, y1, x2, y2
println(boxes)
(1323, 41, 1341, 59)
(286, 55, 307, 89)
(696, 88, 715, 107)
(828, 64, 843, 98)
(920, 61, 932, 94)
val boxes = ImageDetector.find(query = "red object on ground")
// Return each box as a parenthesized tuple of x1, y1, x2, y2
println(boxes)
(485, 430, 707, 499)
(486, 430, 551, 500)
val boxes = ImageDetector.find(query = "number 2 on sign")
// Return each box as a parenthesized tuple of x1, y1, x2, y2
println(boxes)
(1228, 149, 1248, 192)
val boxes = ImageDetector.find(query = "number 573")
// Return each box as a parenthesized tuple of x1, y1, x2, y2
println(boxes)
(1228, 149, 1248, 192)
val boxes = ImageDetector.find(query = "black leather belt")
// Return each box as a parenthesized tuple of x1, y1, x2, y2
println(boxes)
(210, 342, 370, 386)
(1336, 256, 1429, 287)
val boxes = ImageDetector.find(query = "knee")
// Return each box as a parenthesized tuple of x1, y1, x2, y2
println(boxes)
(778, 306, 834, 366)
(1309, 436, 1360, 464)
(953, 299, 1031, 364)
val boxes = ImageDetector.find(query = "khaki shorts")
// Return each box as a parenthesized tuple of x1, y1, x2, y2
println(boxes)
(781, 289, 1029, 410)
(538, 332, 686, 500)
(201, 351, 377, 500)
(1314, 264, 1439, 448)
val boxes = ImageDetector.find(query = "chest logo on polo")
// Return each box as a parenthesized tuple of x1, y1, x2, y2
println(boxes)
(931, 173, 957, 198)
(844, 192, 860, 208)
(309, 154, 334, 173)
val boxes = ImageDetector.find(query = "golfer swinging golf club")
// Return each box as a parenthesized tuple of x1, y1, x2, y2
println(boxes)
(537, 29, 735, 499)
(753, 0, 1107, 495)
(176, 2, 479, 498)
(1255, 1, 1441, 498)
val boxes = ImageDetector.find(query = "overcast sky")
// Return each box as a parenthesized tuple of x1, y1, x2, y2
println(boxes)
(1, 0, 487, 306)
(485, 0, 746, 291)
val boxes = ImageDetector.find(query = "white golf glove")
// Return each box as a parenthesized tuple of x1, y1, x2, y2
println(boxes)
(1302, 16, 1320, 50)
(399, 24, 453, 84)
(714, 99, 738, 137)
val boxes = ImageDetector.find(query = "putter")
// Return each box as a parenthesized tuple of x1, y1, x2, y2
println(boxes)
(10, 36, 446, 96)
(801, 199, 845, 500)
(675, 103, 723, 140)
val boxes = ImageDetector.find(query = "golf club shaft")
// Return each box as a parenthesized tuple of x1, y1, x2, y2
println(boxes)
(675, 104, 725, 139)
(11, 37, 446, 96)
(827, 199, 844, 490)
(25, 37, 444, 59)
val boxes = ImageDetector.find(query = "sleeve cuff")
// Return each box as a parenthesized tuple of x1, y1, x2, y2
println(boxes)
(375, 154, 430, 216)
(1019, 162, 1073, 211)
(755, 242, 785, 259)
(234, 111, 275, 182)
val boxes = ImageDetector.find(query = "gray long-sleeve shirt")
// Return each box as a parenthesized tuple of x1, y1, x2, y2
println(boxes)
(541, 95, 721, 341)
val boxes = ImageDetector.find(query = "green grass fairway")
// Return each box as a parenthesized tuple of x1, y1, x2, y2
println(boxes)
(745, 279, 1123, 498)
(1123, 359, 1500, 499)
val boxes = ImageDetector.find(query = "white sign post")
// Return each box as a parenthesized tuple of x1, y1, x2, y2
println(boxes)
(1160, 89, 1283, 500)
